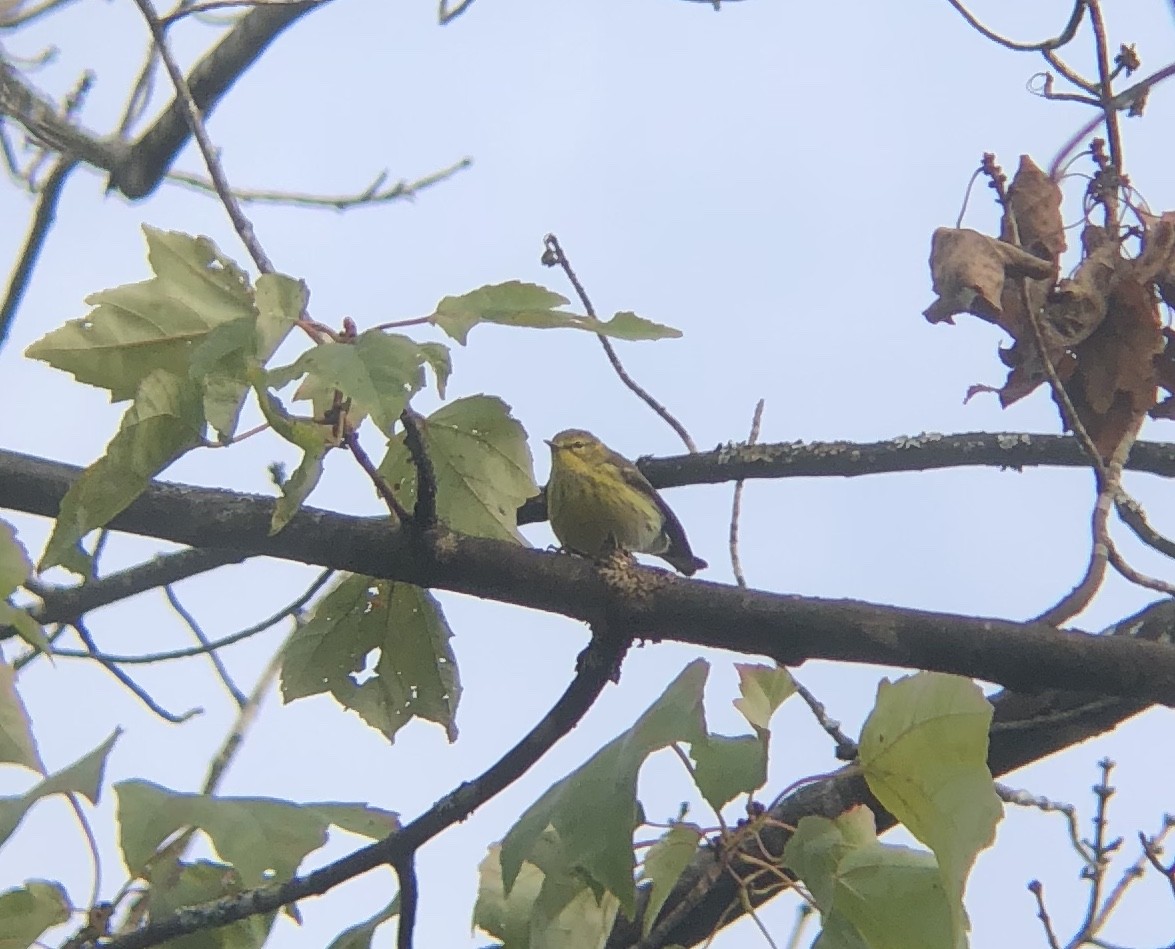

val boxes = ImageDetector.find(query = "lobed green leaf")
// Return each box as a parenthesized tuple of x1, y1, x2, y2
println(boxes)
(430, 281, 682, 344)
(379, 395, 539, 543)
(280, 575, 460, 743)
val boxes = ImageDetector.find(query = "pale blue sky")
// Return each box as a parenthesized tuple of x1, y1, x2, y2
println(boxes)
(2, 1, 1175, 946)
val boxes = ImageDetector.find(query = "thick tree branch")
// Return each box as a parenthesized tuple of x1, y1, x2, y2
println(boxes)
(2, 447, 1174, 705)
(110, 0, 332, 199)
(0, 56, 126, 170)
(29, 547, 246, 626)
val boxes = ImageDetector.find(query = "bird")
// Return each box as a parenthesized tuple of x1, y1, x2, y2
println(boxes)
(545, 428, 707, 576)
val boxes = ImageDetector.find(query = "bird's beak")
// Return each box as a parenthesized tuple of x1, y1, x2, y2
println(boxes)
(544, 439, 555, 449)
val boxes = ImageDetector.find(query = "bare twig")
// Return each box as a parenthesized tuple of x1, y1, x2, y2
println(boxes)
(790, 673, 857, 760)
(1085, 0, 1123, 181)
(1028, 880, 1064, 949)
(393, 855, 418, 949)
(729, 399, 764, 588)
(165, 157, 471, 209)
(163, 584, 247, 706)
(72, 620, 202, 723)
(943, 0, 1084, 52)
(66, 792, 102, 910)
(0, 155, 76, 349)
(343, 430, 411, 522)
(1075, 758, 1118, 944)
(1031, 481, 1111, 625)
(49, 567, 330, 664)
(997, 783, 1091, 863)
(130, 0, 275, 273)
(542, 233, 697, 453)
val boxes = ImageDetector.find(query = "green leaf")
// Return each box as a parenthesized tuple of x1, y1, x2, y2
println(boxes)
(0, 604, 50, 656)
(0, 660, 41, 772)
(116, 781, 331, 884)
(0, 880, 71, 949)
(858, 673, 1001, 931)
(474, 840, 620, 949)
(326, 896, 400, 949)
(0, 521, 31, 598)
(144, 858, 273, 949)
(303, 802, 400, 840)
(253, 273, 305, 361)
(281, 576, 460, 743)
(430, 281, 682, 344)
(640, 823, 702, 936)
(0, 730, 119, 848)
(191, 274, 304, 442)
(733, 663, 796, 730)
(500, 660, 709, 917)
(378, 395, 538, 543)
(40, 370, 205, 570)
(418, 342, 452, 399)
(0, 526, 49, 654)
(268, 331, 429, 435)
(690, 734, 766, 813)
(25, 228, 258, 401)
(784, 808, 958, 949)
(254, 387, 330, 533)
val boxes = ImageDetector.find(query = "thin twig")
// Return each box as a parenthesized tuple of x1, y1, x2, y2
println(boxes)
(729, 399, 764, 588)
(789, 673, 857, 760)
(400, 408, 437, 527)
(542, 233, 697, 452)
(997, 783, 1092, 863)
(93, 629, 630, 949)
(129, 0, 275, 273)
(66, 792, 102, 910)
(942, 0, 1084, 52)
(165, 157, 472, 209)
(200, 633, 285, 794)
(1076, 759, 1117, 943)
(50, 567, 331, 664)
(1028, 880, 1064, 949)
(1031, 480, 1111, 625)
(0, 156, 77, 350)
(343, 430, 411, 522)
(1086, 0, 1123, 183)
(72, 620, 202, 723)
(394, 855, 418, 949)
(164, 585, 247, 706)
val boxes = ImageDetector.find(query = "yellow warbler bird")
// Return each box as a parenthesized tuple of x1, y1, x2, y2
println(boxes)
(545, 429, 707, 576)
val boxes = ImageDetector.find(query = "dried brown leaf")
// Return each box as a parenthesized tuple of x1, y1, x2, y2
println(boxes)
(924, 228, 1054, 326)
(1066, 275, 1162, 459)
(1000, 156, 1066, 263)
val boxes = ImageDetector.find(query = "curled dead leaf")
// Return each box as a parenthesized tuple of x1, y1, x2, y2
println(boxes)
(1001, 156, 1065, 263)
(924, 227, 1055, 326)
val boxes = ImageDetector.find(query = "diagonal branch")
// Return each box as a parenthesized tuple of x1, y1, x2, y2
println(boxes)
(110, 0, 332, 199)
(88, 628, 631, 949)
